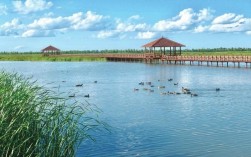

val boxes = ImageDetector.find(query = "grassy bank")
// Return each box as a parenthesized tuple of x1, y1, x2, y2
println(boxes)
(0, 53, 106, 62)
(0, 72, 104, 157)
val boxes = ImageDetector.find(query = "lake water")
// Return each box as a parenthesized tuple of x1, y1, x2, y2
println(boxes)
(1, 61, 251, 157)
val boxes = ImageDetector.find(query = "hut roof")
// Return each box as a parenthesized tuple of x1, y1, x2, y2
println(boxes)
(142, 37, 185, 47)
(42, 45, 60, 52)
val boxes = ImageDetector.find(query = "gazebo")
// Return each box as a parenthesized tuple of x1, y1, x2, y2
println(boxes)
(41, 45, 60, 56)
(142, 37, 185, 56)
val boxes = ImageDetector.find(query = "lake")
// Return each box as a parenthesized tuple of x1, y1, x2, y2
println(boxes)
(1, 61, 251, 157)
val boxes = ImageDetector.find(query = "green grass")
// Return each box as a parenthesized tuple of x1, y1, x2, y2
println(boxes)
(0, 71, 106, 157)
(0, 54, 106, 62)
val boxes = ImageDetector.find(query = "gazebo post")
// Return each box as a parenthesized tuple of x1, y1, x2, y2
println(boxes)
(164, 47, 165, 55)
(180, 47, 181, 55)
(170, 47, 171, 56)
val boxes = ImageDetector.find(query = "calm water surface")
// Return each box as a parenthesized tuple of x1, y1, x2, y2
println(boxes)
(1, 61, 251, 157)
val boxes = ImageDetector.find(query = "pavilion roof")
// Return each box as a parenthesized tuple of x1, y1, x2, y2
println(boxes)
(142, 37, 185, 47)
(42, 45, 60, 51)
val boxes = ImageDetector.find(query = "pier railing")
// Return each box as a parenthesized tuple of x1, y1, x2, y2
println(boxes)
(52, 53, 251, 63)
(162, 55, 251, 62)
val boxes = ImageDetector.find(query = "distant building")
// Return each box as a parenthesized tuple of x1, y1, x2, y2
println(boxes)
(41, 45, 60, 56)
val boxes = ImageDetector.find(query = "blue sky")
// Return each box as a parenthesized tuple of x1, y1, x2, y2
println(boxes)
(0, 0, 251, 52)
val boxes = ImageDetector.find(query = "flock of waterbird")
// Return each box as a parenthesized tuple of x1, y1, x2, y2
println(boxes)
(65, 78, 220, 98)
(134, 79, 220, 97)
(67, 81, 98, 98)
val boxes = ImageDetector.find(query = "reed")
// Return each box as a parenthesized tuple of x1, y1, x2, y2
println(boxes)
(0, 71, 104, 157)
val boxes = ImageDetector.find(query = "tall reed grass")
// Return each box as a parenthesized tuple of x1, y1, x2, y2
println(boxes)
(0, 72, 104, 157)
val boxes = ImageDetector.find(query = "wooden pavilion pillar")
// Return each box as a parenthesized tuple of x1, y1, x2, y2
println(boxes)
(169, 47, 171, 56)
(179, 47, 181, 55)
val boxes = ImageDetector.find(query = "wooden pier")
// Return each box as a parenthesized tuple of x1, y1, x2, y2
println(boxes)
(103, 53, 251, 68)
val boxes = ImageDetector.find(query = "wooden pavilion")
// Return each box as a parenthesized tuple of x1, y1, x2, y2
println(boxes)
(142, 37, 185, 56)
(41, 45, 60, 56)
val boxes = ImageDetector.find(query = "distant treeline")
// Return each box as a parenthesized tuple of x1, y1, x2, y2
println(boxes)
(1, 47, 251, 54)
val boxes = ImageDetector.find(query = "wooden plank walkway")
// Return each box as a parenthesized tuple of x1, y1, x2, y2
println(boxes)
(51, 53, 251, 68)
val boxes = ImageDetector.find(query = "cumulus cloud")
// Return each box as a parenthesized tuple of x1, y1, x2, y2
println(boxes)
(128, 15, 141, 21)
(96, 18, 148, 39)
(116, 22, 147, 32)
(136, 31, 156, 39)
(246, 31, 251, 35)
(13, 0, 53, 14)
(194, 25, 209, 33)
(153, 8, 213, 31)
(21, 29, 54, 37)
(28, 11, 106, 31)
(209, 13, 251, 32)
(0, 4, 8, 15)
(212, 13, 243, 24)
(97, 31, 119, 39)
(0, 18, 24, 36)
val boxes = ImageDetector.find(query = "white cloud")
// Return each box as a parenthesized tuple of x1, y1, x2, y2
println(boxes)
(194, 25, 209, 33)
(0, 4, 8, 15)
(136, 31, 156, 39)
(246, 31, 251, 35)
(71, 11, 106, 30)
(28, 11, 106, 31)
(128, 15, 140, 21)
(97, 31, 119, 39)
(44, 12, 54, 17)
(116, 22, 147, 32)
(13, 0, 53, 14)
(21, 29, 54, 37)
(96, 17, 148, 39)
(0, 18, 24, 36)
(209, 13, 251, 32)
(212, 13, 243, 24)
(153, 8, 213, 31)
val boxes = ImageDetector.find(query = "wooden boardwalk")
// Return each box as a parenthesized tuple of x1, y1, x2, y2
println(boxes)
(105, 53, 251, 68)
(53, 53, 251, 68)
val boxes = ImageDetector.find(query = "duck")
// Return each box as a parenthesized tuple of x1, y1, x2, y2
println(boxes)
(216, 88, 220, 91)
(76, 84, 83, 87)
(150, 85, 155, 88)
(149, 89, 154, 92)
(160, 92, 167, 95)
(139, 82, 144, 85)
(146, 82, 152, 85)
(143, 88, 149, 91)
(69, 94, 75, 98)
(84, 94, 90, 98)
(174, 83, 178, 86)
(158, 86, 165, 89)
(182, 87, 190, 92)
(168, 78, 173, 81)
(134, 88, 139, 91)
(191, 93, 198, 97)
(94, 81, 98, 83)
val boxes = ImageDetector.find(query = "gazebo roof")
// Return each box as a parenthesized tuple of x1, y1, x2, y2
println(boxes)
(142, 37, 185, 47)
(42, 45, 60, 51)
